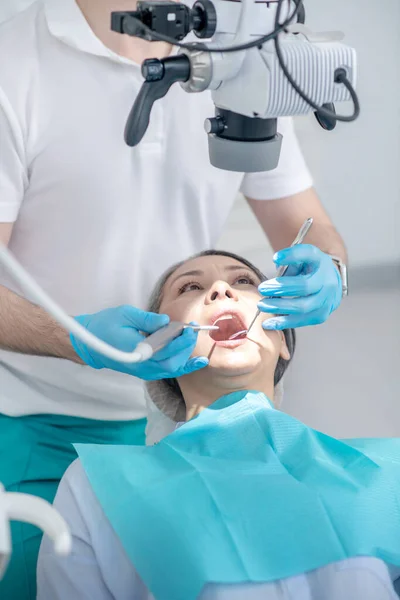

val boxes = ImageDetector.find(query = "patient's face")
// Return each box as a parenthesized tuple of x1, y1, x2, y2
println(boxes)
(159, 255, 289, 376)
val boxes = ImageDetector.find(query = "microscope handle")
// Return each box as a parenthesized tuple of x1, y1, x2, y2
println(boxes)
(125, 55, 191, 146)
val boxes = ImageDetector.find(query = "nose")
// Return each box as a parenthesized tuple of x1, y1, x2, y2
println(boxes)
(206, 280, 239, 304)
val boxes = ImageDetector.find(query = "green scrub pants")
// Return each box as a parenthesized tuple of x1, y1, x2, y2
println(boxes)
(0, 412, 146, 600)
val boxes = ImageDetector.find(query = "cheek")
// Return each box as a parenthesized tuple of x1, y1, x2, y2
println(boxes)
(159, 298, 204, 325)
(162, 306, 184, 322)
(248, 327, 283, 359)
(191, 333, 214, 358)
(261, 329, 282, 349)
(260, 330, 286, 364)
(262, 329, 280, 343)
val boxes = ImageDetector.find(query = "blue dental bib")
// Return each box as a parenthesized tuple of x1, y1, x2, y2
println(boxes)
(76, 391, 400, 600)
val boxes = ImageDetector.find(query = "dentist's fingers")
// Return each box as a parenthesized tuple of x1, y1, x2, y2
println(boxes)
(258, 290, 326, 315)
(179, 357, 209, 376)
(273, 244, 322, 269)
(122, 306, 170, 333)
(258, 244, 325, 299)
(151, 327, 198, 362)
(258, 271, 323, 299)
(156, 350, 207, 377)
(262, 307, 330, 330)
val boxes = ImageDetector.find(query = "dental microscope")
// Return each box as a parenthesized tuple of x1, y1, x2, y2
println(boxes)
(111, 0, 359, 172)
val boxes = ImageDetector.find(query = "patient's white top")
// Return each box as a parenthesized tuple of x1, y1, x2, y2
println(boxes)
(37, 459, 400, 600)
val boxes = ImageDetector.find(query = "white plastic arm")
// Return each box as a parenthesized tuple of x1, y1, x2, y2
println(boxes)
(5, 492, 71, 556)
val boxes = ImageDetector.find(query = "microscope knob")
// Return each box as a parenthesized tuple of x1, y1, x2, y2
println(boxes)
(204, 116, 225, 135)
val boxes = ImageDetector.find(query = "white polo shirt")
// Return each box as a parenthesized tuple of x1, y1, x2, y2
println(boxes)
(0, 0, 313, 420)
(0, 0, 35, 23)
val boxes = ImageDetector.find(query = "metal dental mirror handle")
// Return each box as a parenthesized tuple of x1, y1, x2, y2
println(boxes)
(246, 217, 313, 336)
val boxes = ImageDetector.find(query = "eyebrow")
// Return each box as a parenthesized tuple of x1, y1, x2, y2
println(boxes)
(169, 265, 255, 288)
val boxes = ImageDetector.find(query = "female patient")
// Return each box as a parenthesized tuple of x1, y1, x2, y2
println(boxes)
(37, 250, 400, 600)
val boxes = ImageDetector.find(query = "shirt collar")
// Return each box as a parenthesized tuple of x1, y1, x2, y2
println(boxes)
(43, 0, 138, 66)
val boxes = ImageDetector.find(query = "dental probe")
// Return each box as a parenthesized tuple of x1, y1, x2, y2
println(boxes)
(245, 218, 313, 336)
(136, 322, 219, 360)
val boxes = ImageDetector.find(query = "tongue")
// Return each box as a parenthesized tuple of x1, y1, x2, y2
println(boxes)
(210, 316, 246, 342)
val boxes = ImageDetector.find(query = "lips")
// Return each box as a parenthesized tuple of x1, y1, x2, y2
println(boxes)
(209, 310, 247, 342)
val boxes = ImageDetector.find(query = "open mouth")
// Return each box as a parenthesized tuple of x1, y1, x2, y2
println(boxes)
(209, 314, 248, 342)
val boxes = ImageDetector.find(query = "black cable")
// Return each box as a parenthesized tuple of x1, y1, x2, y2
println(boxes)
(124, 0, 303, 53)
(274, 0, 360, 122)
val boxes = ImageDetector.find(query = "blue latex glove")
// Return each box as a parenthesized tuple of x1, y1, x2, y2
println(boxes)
(258, 244, 343, 330)
(70, 305, 208, 380)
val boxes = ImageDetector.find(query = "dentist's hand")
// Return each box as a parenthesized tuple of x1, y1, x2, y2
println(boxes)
(70, 306, 208, 380)
(257, 244, 343, 330)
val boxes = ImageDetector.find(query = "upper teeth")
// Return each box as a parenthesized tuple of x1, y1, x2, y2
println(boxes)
(213, 315, 234, 325)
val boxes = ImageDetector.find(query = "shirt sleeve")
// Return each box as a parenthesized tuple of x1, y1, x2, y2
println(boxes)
(240, 117, 313, 201)
(0, 86, 27, 222)
(37, 459, 149, 600)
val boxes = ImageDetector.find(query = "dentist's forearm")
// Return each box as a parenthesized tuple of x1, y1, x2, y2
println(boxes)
(0, 284, 83, 362)
(295, 221, 348, 264)
(246, 188, 348, 264)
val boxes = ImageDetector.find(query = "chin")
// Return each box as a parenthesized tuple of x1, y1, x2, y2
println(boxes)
(208, 348, 262, 375)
